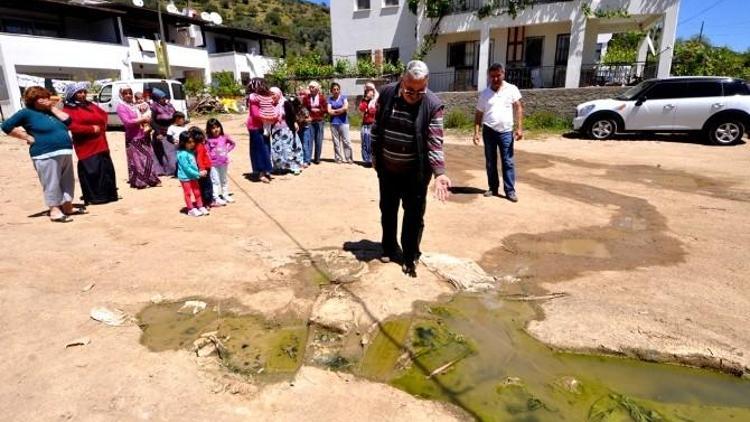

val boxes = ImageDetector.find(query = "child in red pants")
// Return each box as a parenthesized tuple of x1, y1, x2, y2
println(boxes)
(176, 131, 209, 217)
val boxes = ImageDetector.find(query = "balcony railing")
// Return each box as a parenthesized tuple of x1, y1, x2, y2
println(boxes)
(580, 62, 658, 87)
(448, 0, 573, 14)
(428, 65, 568, 92)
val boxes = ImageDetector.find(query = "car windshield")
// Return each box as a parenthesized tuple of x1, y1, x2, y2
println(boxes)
(615, 80, 657, 100)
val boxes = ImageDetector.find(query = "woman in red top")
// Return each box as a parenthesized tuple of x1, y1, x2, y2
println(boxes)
(358, 82, 378, 167)
(63, 82, 119, 205)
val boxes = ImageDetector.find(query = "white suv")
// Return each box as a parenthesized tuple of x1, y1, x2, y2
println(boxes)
(573, 77, 750, 145)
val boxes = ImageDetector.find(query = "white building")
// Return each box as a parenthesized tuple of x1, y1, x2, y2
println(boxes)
(330, 0, 680, 92)
(0, 0, 286, 118)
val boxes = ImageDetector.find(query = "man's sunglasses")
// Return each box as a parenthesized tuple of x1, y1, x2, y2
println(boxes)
(402, 87, 427, 97)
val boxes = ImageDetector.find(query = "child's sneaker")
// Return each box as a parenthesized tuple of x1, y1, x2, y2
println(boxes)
(198, 206, 210, 216)
(212, 197, 227, 207)
(187, 208, 202, 217)
(223, 194, 235, 203)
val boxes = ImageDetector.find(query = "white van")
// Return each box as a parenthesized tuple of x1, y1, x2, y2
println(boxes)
(95, 79, 188, 128)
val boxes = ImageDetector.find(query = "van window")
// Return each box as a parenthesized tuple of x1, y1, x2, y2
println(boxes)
(144, 82, 170, 99)
(686, 81, 723, 97)
(644, 82, 688, 100)
(723, 81, 750, 96)
(171, 83, 185, 100)
(99, 85, 112, 103)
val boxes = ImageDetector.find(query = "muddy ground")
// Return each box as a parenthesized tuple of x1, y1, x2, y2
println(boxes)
(0, 114, 749, 420)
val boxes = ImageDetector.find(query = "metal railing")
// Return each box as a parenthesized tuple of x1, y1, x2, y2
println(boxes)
(448, 0, 573, 14)
(428, 65, 568, 92)
(580, 62, 658, 87)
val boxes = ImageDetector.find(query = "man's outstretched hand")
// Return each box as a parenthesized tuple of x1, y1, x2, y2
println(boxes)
(434, 174, 452, 202)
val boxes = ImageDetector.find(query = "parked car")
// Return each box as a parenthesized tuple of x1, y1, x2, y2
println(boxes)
(94, 79, 188, 128)
(573, 77, 750, 145)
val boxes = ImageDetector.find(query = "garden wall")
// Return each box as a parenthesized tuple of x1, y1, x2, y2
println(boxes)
(436, 86, 627, 120)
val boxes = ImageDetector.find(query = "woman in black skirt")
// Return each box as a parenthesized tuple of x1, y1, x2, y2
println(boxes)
(63, 82, 119, 205)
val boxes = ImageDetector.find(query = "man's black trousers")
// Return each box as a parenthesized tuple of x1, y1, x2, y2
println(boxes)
(378, 169, 431, 264)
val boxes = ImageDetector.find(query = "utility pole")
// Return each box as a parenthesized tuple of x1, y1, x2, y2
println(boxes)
(698, 21, 704, 43)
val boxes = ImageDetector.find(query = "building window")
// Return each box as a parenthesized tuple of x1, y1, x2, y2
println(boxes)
(383, 0, 399, 6)
(357, 49, 372, 62)
(506, 27, 524, 65)
(234, 41, 248, 53)
(0, 18, 61, 37)
(383, 47, 400, 64)
(554, 34, 570, 65)
(215, 37, 234, 53)
(356, 0, 371, 10)
(447, 42, 476, 68)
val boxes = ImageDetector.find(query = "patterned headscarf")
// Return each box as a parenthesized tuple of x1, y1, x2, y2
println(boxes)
(365, 82, 379, 108)
(64, 82, 90, 107)
(270, 86, 285, 116)
(119, 84, 134, 103)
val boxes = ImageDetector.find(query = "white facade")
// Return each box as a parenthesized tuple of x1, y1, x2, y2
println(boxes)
(0, 3, 284, 118)
(330, 0, 417, 64)
(330, 0, 680, 92)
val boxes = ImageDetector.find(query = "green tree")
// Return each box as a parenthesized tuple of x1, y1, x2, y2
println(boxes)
(672, 37, 750, 80)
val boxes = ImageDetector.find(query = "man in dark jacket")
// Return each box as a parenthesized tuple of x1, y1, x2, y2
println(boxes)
(371, 60, 452, 277)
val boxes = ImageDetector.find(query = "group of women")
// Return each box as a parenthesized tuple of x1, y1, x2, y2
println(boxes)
(244, 78, 378, 181)
(0, 83, 182, 222)
(2, 77, 379, 223)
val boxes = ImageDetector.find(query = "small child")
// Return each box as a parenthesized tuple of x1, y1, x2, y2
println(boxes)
(189, 127, 215, 208)
(249, 87, 278, 137)
(167, 111, 187, 145)
(134, 92, 152, 135)
(176, 132, 208, 217)
(206, 118, 236, 205)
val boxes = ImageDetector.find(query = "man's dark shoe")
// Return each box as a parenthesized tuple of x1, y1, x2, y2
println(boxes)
(402, 262, 417, 278)
(483, 190, 497, 197)
(507, 193, 519, 203)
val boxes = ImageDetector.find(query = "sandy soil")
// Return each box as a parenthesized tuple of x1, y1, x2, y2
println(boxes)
(1, 114, 749, 420)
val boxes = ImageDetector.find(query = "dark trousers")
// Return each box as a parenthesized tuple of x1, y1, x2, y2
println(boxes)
(310, 121, 325, 163)
(199, 172, 213, 205)
(483, 125, 516, 195)
(378, 170, 430, 264)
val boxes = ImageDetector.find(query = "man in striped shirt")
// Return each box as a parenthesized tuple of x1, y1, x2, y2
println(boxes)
(371, 60, 452, 277)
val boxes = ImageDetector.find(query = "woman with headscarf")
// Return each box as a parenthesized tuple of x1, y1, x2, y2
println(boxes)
(358, 82, 378, 167)
(63, 82, 119, 205)
(116, 85, 161, 189)
(1, 86, 80, 222)
(149, 88, 177, 176)
(269, 87, 303, 175)
(245, 78, 273, 183)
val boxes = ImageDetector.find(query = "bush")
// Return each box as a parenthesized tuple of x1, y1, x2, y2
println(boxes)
(443, 109, 473, 129)
(210, 71, 243, 97)
(184, 77, 206, 96)
(524, 111, 571, 131)
(356, 59, 377, 78)
(334, 58, 352, 76)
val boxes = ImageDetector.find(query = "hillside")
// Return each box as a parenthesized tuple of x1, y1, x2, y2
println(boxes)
(114, 0, 331, 60)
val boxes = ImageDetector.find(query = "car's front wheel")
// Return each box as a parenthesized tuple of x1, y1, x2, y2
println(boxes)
(707, 119, 744, 145)
(586, 117, 617, 140)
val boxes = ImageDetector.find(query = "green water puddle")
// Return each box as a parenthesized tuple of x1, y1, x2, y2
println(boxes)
(355, 293, 750, 421)
(136, 292, 750, 421)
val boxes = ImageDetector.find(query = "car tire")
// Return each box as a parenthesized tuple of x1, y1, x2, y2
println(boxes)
(585, 116, 617, 140)
(706, 118, 745, 145)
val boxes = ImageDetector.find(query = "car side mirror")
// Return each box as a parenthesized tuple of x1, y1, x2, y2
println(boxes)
(635, 96, 646, 106)
(92, 95, 99, 103)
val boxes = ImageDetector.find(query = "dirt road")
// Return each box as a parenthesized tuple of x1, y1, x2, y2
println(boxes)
(1, 114, 748, 420)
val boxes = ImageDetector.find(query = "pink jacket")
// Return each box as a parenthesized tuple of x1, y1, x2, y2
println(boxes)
(206, 135, 236, 166)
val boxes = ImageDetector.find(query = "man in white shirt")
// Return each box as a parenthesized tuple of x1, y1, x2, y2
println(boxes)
(473, 63, 524, 202)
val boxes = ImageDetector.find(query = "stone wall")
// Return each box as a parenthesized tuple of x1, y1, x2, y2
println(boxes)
(436, 86, 627, 120)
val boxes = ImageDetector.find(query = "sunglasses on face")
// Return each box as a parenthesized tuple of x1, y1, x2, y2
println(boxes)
(402, 87, 427, 97)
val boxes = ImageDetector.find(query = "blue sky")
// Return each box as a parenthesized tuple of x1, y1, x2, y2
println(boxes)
(676, 0, 748, 51)
(308, 0, 748, 52)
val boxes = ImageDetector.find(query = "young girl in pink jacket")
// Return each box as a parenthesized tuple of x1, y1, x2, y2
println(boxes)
(205, 118, 236, 205)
